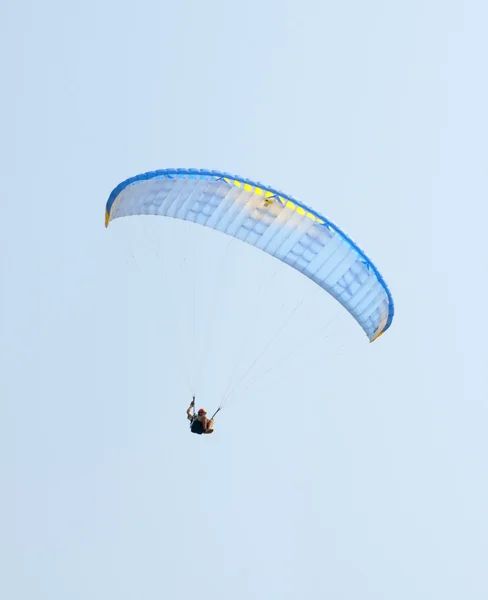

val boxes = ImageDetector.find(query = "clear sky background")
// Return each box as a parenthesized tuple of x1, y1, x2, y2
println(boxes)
(1, 1, 487, 598)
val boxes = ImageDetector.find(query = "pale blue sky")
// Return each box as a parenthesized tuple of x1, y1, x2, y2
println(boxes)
(1, 1, 487, 598)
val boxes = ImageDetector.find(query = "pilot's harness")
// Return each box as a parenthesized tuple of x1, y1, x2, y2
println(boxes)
(190, 396, 221, 429)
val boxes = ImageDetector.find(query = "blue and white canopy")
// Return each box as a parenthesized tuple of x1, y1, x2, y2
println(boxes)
(106, 169, 394, 342)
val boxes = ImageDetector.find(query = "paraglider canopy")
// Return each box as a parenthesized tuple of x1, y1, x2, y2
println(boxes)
(105, 168, 394, 341)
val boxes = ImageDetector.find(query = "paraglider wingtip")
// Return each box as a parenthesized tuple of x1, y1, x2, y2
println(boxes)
(370, 329, 385, 343)
(105, 210, 110, 228)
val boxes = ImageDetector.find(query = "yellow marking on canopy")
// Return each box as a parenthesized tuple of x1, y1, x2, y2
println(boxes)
(220, 177, 328, 226)
(108, 195, 122, 224)
(370, 329, 385, 343)
(370, 311, 389, 342)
